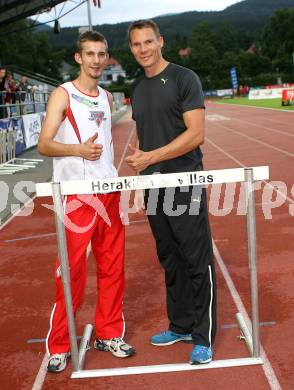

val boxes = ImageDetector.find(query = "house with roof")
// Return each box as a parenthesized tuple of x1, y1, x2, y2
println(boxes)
(100, 57, 126, 85)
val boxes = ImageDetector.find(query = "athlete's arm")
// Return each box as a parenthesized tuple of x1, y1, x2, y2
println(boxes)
(38, 87, 103, 161)
(125, 108, 204, 173)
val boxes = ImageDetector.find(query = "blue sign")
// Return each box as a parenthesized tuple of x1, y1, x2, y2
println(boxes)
(230, 67, 238, 89)
(0, 118, 9, 132)
(8, 117, 25, 155)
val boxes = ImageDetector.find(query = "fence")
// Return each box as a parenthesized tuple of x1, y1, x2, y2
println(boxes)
(0, 91, 49, 119)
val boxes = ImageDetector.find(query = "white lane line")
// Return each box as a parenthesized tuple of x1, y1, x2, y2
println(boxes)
(27, 338, 46, 344)
(31, 354, 48, 390)
(213, 121, 294, 158)
(256, 115, 294, 128)
(205, 137, 294, 205)
(4, 232, 56, 243)
(206, 137, 244, 166)
(0, 195, 36, 231)
(117, 123, 136, 172)
(228, 116, 294, 138)
(213, 241, 281, 390)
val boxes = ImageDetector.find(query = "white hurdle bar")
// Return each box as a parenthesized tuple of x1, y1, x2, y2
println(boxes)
(35, 166, 269, 378)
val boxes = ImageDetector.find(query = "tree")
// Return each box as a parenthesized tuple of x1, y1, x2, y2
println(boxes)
(262, 9, 294, 67)
(187, 22, 218, 79)
(163, 38, 183, 65)
(0, 20, 64, 80)
(238, 50, 272, 77)
(214, 24, 240, 57)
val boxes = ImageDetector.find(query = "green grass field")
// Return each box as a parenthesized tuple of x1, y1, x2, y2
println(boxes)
(215, 97, 294, 111)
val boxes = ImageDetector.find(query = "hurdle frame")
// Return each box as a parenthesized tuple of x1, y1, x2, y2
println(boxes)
(0, 129, 42, 175)
(35, 166, 269, 378)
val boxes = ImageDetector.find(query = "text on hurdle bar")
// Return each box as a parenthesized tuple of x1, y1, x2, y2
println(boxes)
(35, 166, 269, 197)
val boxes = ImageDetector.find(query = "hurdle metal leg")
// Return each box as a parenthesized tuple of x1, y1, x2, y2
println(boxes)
(234, 168, 260, 358)
(244, 168, 260, 357)
(52, 182, 79, 371)
(78, 324, 93, 369)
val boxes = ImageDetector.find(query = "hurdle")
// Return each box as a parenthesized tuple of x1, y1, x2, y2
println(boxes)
(35, 165, 269, 378)
(0, 129, 42, 175)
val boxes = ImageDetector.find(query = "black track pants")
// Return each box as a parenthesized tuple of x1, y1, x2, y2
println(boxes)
(145, 186, 217, 347)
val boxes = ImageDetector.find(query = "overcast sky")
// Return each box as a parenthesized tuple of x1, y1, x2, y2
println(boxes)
(34, 0, 244, 27)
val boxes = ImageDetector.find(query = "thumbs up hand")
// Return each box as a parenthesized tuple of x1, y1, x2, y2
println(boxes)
(79, 132, 103, 161)
(125, 144, 153, 173)
(87, 133, 99, 143)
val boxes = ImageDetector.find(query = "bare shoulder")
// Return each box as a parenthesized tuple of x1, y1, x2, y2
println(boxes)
(49, 86, 68, 103)
(46, 86, 68, 112)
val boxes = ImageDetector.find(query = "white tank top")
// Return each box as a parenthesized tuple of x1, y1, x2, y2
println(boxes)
(53, 81, 117, 182)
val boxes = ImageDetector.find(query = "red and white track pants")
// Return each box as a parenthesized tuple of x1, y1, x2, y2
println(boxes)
(46, 192, 125, 355)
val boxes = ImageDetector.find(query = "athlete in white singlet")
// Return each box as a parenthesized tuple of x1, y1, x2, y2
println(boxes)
(38, 31, 135, 374)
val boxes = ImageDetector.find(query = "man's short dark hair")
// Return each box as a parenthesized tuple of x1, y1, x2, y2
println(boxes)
(76, 30, 108, 53)
(128, 19, 161, 43)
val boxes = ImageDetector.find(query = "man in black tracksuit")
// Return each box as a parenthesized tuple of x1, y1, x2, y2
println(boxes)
(126, 19, 216, 364)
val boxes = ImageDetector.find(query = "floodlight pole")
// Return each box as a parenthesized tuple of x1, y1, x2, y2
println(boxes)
(87, 0, 93, 31)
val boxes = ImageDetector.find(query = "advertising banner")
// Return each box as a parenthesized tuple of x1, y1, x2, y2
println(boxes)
(281, 89, 294, 106)
(204, 89, 233, 97)
(8, 117, 25, 155)
(249, 88, 284, 100)
(217, 89, 233, 97)
(22, 113, 42, 149)
(204, 90, 218, 97)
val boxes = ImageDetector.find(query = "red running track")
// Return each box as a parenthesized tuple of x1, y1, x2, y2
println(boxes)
(0, 104, 293, 389)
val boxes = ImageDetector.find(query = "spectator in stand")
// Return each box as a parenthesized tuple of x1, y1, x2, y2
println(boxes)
(18, 76, 31, 101)
(0, 67, 6, 118)
(5, 72, 18, 115)
(18, 76, 33, 114)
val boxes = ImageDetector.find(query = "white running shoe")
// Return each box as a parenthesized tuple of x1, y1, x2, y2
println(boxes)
(94, 337, 135, 358)
(47, 352, 70, 373)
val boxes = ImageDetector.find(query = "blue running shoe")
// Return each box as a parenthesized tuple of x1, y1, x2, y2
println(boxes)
(150, 330, 192, 346)
(190, 345, 213, 364)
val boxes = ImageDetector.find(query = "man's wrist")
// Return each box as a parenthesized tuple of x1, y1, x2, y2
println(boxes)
(149, 148, 165, 165)
(67, 143, 81, 157)
(147, 150, 157, 166)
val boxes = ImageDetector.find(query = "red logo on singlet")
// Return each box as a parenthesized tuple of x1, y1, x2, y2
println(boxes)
(89, 111, 105, 127)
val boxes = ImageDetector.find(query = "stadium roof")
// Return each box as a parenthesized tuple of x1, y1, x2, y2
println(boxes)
(0, 0, 66, 28)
